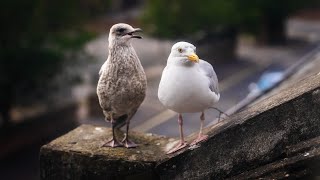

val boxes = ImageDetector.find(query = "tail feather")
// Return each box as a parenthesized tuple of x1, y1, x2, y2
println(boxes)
(103, 109, 137, 129)
(113, 114, 128, 129)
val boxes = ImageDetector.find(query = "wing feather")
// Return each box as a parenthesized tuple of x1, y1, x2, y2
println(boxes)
(199, 60, 219, 95)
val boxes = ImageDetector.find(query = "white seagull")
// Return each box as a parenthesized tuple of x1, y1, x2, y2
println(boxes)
(158, 41, 220, 154)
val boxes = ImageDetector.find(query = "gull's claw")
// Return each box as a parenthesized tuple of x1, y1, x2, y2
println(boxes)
(122, 138, 138, 148)
(102, 138, 123, 148)
(190, 134, 208, 146)
(166, 142, 188, 154)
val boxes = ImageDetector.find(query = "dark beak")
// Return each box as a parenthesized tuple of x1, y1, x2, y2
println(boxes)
(127, 28, 143, 39)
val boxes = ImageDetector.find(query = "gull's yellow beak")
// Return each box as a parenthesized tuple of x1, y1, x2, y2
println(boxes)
(187, 53, 199, 63)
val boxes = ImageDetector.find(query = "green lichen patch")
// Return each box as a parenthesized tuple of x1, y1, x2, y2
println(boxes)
(42, 124, 171, 162)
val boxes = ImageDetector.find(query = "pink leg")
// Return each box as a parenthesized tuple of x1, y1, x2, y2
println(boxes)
(218, 111, 222, 122)
(191, 111, 208, 145)
(102, 116, 123, 148)
(122, 119, 138, 148)
(167, 114, 188, 154)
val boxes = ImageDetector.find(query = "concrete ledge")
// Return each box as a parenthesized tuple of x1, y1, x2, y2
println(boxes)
(40, 125, 171, 179)
(40, 73, 320, 180)
(229, 136, 320, 179)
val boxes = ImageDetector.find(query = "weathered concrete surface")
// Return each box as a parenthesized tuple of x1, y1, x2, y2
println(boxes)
(156, 73, 320, 179)
(229, 136, 320, 179)
(40, 125, 171, 180)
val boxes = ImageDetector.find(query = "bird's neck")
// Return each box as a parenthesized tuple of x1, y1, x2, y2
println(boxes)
(108, 43, 139, 64)
(108, 40, 132, 50)
(109, 43, 131, 54)
(168, 57, 195, 67)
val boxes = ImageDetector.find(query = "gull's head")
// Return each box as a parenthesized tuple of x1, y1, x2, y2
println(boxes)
(169, 41, 199, 64)
(108, 23, 142, 46)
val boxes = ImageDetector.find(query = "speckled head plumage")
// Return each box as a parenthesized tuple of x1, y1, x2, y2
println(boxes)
(108, 23, 143, 46)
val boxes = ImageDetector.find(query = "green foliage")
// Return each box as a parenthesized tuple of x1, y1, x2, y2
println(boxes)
(233, 0, 318, 34)
(141, 0, 318, 38)
(142, 0, 240, 38)
(50, 31, 97, 50)
(0, 0, 109, 121)
(0, 47, 63, 97)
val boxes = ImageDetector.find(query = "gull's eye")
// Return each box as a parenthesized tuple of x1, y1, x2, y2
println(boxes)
(117, 28, 126, 33)
(178, 48, 183, 53)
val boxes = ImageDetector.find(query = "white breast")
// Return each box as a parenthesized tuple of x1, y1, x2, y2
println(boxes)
(158, 64, 218, 113)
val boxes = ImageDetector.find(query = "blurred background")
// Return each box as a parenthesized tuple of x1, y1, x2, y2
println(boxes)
(0, 0, 320, 179)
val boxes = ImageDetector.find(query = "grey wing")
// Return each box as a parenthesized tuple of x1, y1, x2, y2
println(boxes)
(199, 60, 219, 94)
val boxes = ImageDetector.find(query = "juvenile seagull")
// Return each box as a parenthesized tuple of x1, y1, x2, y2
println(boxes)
(97, 23, 146, 148)
(158, 41, 220, 154)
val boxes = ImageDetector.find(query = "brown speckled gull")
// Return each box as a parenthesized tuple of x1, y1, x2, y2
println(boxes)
(97, 23, 147, 148)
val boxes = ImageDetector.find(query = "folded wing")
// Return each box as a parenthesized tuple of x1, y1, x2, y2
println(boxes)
(199, 60, 219, 96)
